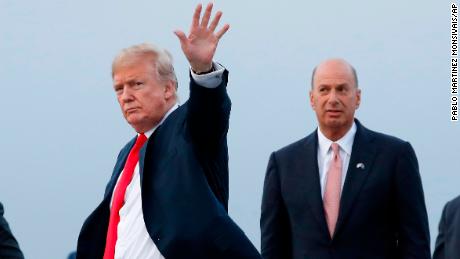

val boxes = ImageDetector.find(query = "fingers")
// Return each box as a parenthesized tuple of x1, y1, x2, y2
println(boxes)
(189, 2, 228, 39)
(174, 30, 188, 47)
(191, 4, 202, 30)
(200, 3, 213, 28)
(215, 24, 230, 39)
(208, 11, 222, 32)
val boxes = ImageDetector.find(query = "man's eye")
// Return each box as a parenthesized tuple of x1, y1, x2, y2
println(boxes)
(135, 82, 143, 86)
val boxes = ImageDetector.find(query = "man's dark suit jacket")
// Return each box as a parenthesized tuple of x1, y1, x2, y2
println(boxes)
(433, 195, 460, 259)
(261, 120, 430, 259)
(0, 202, 24, 259)
(77, 71, 261, 259)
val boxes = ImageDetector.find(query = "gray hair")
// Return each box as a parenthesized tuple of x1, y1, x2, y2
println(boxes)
(112, 43, 178, 89)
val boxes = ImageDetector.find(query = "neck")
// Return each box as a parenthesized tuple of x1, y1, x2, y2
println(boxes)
(319, 123, 353, 142)
(133, 101, 178, 134)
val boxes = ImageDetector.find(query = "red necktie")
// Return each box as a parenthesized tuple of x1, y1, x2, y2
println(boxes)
(103, 133, 148, 259)
(323, 143, 342, 238)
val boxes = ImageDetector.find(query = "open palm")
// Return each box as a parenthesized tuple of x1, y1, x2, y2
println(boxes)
(175, 3, 229, 73)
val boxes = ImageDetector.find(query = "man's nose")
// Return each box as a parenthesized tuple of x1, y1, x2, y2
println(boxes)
(327, 90, 339, 104)
(120, 87, 134, 102)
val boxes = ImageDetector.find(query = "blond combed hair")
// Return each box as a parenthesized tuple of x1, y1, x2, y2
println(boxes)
(112, 43, 178, 89)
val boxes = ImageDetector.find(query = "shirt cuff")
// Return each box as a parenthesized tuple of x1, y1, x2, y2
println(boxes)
(190, 62, 225, 88)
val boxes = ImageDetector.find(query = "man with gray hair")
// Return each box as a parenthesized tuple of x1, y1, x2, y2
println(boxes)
(77, 3, 260, 259)
(261, 58, 430, 258)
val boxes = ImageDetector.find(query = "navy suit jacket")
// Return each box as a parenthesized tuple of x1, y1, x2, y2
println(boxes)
(261, 120, 430, 259)
(0, 202, 23, 259)
(77, 71, 261, 259)
(433, 195, 460, 259)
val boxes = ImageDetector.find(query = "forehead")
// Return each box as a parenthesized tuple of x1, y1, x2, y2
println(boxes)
(113, 60, 156, 83)
(313, 61, 355, 87)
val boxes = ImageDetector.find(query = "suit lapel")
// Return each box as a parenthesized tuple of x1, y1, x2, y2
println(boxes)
(139, 125, 162, 185)
(299, 132, 330, 233)
(103, 137, 136, 200)
(139, 141, 147, 185)
(334, 121, 376, 236)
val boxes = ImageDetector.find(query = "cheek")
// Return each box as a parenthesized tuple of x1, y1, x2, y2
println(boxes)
(311, 96, 321, 108)
(317, 99, 328, 110)
(348, 97, 359, 108)
(117, 97, 124, 108)
(143, 95, 164, 111)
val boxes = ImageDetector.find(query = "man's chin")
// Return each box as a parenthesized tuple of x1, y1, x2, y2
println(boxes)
(126, 116, 142, 128)
(324, 119, 345, 128)
(125, 116, 136, 124)
(126, 117, 158, 133)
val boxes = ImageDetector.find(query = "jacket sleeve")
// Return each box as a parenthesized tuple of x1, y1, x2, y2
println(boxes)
(209, 214, 262, 259)
(187, 70, 231, 154)
(260, 152, 292, 259)
(394, 142, 431, 258)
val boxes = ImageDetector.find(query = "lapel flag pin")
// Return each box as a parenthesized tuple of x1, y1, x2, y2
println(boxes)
(356, 163, 365, 170)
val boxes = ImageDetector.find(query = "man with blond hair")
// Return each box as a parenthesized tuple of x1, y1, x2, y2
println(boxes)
(77, 3, 260, 259)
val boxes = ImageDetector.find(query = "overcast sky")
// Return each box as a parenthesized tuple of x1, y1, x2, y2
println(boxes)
(0, 0, 456, 258)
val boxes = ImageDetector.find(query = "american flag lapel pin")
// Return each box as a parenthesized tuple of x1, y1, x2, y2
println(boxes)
(356, 163, 365, 170)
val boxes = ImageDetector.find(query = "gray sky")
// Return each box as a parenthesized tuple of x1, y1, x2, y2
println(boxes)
(0, 0, 456, 258)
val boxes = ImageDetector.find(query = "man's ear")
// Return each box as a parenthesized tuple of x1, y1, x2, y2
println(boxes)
(310, 91, 316, 110)
(164, 80, 176, 100)
(355, 88, 361, 109)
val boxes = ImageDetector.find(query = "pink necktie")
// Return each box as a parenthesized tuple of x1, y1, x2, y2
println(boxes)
(103, 133, 148, 259)
(323, 142, 342, 237)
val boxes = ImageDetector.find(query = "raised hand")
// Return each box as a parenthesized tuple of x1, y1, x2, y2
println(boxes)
(174, 3, 229, 73)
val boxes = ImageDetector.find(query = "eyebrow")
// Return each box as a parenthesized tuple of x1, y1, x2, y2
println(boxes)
(317, 83, 350, 88)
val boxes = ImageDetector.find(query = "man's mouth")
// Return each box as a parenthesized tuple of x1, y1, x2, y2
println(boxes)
(326, 110, 342, 116)
(125, 107, 139, 114)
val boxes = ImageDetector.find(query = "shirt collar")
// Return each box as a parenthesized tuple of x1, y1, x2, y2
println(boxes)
(317, 121, 357, 156)
(139, 103, 179, 138)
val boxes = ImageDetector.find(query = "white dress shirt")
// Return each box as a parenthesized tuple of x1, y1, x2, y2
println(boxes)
(317, 122, 357, 199)
(112, 62, 225, 259)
